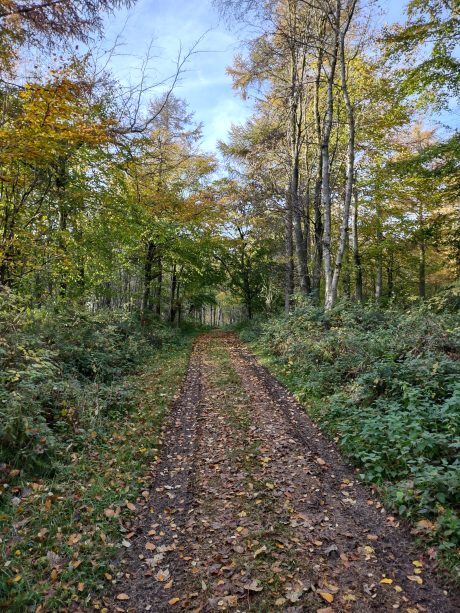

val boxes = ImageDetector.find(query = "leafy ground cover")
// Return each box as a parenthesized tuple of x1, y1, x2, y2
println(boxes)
(0, 289, 195, 610)
(238, 295, 460, 578)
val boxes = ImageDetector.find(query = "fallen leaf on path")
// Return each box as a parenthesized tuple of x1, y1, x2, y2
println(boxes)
(316, 457, 326, 466)
(67, 533, 81, 545)
(318, 592, 334, 603)
(286, 590, 302, 602)
(417, 519, 435, 530)
(275, 597, 286, 606)
(155, 568, 170, 582)
(407, 575, 423, 584)
(116, 594, 129, 601)
(216, 595, 238, 607)
(380, 578, 393, 585)
(243, 579, 263, 592)
(145, 542, 156, 551)
(168, 598, 180, 605)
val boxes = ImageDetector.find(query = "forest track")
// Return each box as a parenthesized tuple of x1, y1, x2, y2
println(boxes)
(107, 332, 460, 613)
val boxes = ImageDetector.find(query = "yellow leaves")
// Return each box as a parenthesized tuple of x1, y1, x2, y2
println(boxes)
(412, 560, 423, 568)
(116, 593, 130, 601)
(168, 597, 180, 605)
(254, 545, 267, 558)
(318, 591, 334, 603)
(407, 575, 423, 584)
(380, 578, 393, 584)
(0, 64, 114, 173)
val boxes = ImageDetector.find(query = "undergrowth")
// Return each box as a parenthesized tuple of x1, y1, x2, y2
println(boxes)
(0, 288, 195, 609)
(239, 290, 460, 578)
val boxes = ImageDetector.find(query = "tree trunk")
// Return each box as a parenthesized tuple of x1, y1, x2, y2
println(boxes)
(288, 40, 309, 296)
(142, 241, 156, 312)
(311, 41, 324, 302)
(325, 0, 356, 311)
(284, 197, 294, 314)
(322, 2, 341, 309)
(387, 254, 394, 299)
(351, 187, 363, 302)
(169, 262, 177, 323)
(155, 255, 162, 317)
(375, 202, 383, 302)
(419, 239, 426, 298)
(375, 234, 383, 302)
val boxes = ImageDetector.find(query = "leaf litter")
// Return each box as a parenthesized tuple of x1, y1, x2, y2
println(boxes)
(107, 333, 459, 612)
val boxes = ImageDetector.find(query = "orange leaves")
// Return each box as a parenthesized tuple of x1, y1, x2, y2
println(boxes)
(67, 533, 81, 546)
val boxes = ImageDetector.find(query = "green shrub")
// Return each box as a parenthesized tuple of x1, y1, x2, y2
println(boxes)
(248, 297, 460, 572)
(0, 288, 177, 474)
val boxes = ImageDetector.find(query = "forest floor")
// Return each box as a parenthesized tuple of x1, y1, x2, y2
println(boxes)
(106, 332, 460, 613)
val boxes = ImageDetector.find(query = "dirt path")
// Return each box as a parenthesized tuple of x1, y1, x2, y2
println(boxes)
(107, 333, 460, 613)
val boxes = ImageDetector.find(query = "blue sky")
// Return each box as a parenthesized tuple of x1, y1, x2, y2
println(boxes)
(102, 0, 408, 152)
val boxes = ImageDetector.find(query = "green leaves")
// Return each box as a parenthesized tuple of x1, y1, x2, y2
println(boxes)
(249, 300, 460, 575)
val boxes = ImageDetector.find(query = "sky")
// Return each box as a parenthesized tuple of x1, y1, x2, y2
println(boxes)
(102, 0, 408, 153)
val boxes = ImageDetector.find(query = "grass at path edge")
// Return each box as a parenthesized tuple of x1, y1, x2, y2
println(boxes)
(1, 332, 196, 611)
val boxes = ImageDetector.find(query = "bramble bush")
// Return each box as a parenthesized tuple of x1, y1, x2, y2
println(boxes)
(0, 288, 176, 475)
(242, 290, 460, 572)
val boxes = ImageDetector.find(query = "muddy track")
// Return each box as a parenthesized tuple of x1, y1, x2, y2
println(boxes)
(107, 333, 460, 613)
